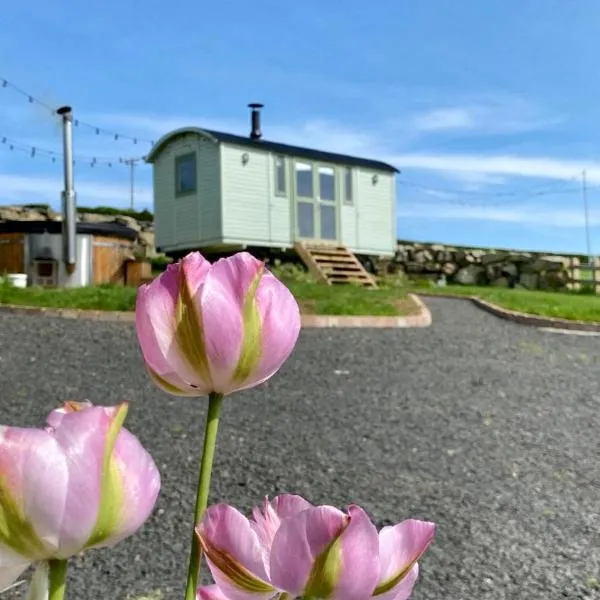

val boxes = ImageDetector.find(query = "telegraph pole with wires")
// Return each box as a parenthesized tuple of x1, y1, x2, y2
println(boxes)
(123, 157, 143, 210)
(582, 169, 592, 261)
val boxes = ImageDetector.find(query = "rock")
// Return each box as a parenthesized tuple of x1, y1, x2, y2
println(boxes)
(79, 212, 110, 223)
(441, 262, 458, 276)
(490, 276, 510, 287)
(519, 273, 539, 289)
(521, 258, 564, 273)
(455, 265, 487, 285)
(500, 263, 518, 278)
(480, 253, 508, 266)
(114, 215, 142, 232)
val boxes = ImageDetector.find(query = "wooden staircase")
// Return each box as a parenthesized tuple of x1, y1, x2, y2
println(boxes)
(294, 242, 377, 288)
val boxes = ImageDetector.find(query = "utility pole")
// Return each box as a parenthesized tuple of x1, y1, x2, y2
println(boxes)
(124, 158, 138, 210)
(582, 169, 592, 260)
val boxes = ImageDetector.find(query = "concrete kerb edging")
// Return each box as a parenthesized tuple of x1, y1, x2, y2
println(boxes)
(0, 293, 432, 329)
(417, 291, 600, 333)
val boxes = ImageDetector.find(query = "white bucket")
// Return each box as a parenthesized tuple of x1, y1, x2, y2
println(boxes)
(6, 273, 27, 289)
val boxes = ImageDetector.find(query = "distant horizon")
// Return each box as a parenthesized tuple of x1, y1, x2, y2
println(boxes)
(0, 200, 593, 258)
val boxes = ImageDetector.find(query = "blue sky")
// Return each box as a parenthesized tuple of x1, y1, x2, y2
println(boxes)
(1, 0, 600, 253)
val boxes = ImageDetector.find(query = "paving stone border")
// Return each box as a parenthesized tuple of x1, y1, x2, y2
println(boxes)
(0, 293, 432, 329)
(417, 292, 600, 332)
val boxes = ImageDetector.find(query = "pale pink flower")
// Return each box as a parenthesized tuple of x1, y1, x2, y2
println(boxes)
(196, 495, 435, 600)
(135, 251, 301, 397)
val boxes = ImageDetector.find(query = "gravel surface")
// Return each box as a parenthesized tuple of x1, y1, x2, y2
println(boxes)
(1, 297, 600, 600)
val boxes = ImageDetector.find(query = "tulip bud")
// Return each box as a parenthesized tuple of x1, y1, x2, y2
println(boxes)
(0, 402, 161, 592)
(135, 251, 301, 397)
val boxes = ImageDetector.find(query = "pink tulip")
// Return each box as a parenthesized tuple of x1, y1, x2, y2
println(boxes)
(0, 401, 161, 591)
(196, 495, 435, 600)
(135, 251, 301, 397)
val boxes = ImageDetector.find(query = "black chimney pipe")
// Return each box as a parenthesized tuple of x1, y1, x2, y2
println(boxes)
(248, 103, 264, 140)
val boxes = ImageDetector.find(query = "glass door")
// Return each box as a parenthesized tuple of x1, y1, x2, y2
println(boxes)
(295, 161, 316, 238)
(317, 166, 337, 240)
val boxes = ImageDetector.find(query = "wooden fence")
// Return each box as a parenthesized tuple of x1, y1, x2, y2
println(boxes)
(568, 257, 600, 293)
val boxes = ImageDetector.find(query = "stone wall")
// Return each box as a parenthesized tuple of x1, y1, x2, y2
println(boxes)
(388, 241, 589, 290)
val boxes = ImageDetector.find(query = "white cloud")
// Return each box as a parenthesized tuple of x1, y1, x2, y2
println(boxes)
(410, 99, 561, 135)
(412, 108, 476, 132)
(392, 153, 594, 183)
(93, 112, 383, 157)
(398, 202, 600, 228)
(0, 174, 152, 207)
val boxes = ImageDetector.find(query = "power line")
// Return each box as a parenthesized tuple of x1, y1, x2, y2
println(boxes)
(398, 173, 581, 198)
(0, 76, 156, 146)
(0, 133, 146, 168)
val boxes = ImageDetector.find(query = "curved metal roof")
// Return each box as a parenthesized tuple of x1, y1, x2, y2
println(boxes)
(145, 126, 399, 173)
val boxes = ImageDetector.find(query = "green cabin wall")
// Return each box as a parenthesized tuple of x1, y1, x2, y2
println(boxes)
(152, 134, 221, 252)
(219, 144, 292, 247)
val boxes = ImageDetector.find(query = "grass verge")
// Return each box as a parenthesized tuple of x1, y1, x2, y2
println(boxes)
(0, 274, 417, 317)
(413, 284, 600, 322)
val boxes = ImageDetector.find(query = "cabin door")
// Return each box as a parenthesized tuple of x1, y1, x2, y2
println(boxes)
(294, 161, 338, 241)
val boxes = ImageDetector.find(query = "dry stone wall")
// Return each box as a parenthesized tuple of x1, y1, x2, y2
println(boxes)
(389, 241, 588, 291)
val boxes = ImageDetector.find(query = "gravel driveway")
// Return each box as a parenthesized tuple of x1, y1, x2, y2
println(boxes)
(1, 297, 600, 600)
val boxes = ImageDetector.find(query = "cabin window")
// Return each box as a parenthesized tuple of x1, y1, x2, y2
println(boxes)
(274, 155, 287, 195)
(175, 152, 197, 196)
(344, 167, 353, 204)
(295, 162, 313, 198)
(318, 166, 335, 201)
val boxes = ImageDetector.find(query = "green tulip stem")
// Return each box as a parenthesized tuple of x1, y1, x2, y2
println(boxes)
(48, 559, 68, 600)
(184, 392, 224, 600)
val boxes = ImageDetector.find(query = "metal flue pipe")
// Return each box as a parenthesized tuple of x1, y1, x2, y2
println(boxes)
(56, 105, 77, 274)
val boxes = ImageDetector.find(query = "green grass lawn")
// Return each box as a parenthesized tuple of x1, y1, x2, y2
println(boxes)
(0, 276, 415, 317)
(415, 284, 600, 322)
(0, 283, 139, 311)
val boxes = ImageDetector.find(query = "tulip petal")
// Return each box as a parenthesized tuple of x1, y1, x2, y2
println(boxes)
(373, 565, 419, 600)
(146, 365, 205, 397)
(0, 543, 30, 592)
(325, 505, 380, 600)
(196, 504, 276, 600)
(196, 584, 233, 600)
(46, 401, 93, 430)
(0, 427, 69, 557)
(199, 253, 264, 392)
(251, 494, 313, 550)
(237, 271, 300, 390)
(49, 404, 128, 554)
(99, 426, 161, 546)
(269, 505, 347, 596)
(136, 262, 211, 392)
(25, 561, 49, 600)
(373, 520, 435, 598)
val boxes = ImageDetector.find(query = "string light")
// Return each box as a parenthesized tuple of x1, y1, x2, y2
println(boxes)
(0, 133, 146, 169)
(0, 76, 156, 146)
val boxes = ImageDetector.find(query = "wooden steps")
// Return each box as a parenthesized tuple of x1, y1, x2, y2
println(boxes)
(294, 242, 377, 288)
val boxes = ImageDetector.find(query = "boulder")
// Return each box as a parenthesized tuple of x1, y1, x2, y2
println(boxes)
(480, 253, 508, 266)
(519, 273, 539, 289)
(490, 276, 510, 287)
(455, 265, 487, 285)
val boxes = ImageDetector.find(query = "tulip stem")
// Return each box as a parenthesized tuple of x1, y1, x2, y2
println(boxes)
(48, 559, 68, 600)
(184, 392, 224, 600)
